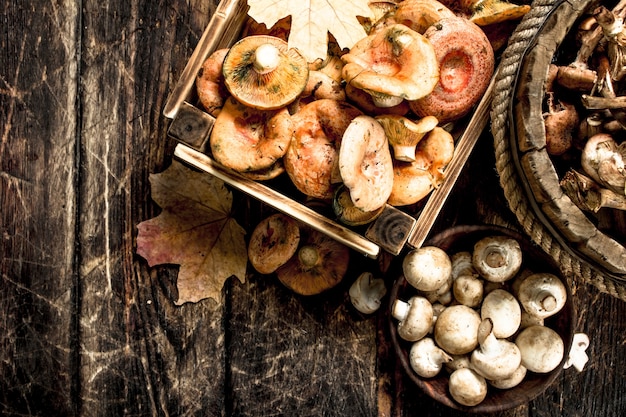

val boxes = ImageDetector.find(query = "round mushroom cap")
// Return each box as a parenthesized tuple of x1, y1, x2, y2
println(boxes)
(284, 100, 363, 199)
(339, 115, 394, 212)
(409, 17, 494, 123)
(248, 213, 301, 274)
(342, 23, 439, 106)
(196, 48, 230, 117)
(276, 227, 350, 295)
(515, 325, 565, 373)
(210, 97, 293, 172)
(434, 305, 481, 355)
(472, 235, 523, 283)
(222, 35, 309, 110)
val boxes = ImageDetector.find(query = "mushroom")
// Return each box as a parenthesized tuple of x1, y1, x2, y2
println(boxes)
(402, 246, 452, 292)
(581, 132, 626, 195)
(470, 318, 522, 381)
(221, 35, 309, 110)
(472, 235, 522, 283)
(409, 337, 453, 378)
(448, 368, 488, 407)
(332, 185, 385, 226)
(388, 126, 455, 206)
(247, 213, 301, 274)
(444, 354, 472, 374)
(408, 16, 495, 123)
(301, 70, 346, 102)
(345, 83, 411, 116)
(375, 114, 439, 161)
(516, 272, 567, 320)
(515, 325, 565, 373)
(453, 274, 484, 308)
(210, 97, 293, 172)
(563, 333, 590, 372)
(196, 48, 229, 117)
(349, 271, 387, 314)
(392, 295, 434, 342)
(434, 304, 481, 355)
(275, 227, 350, 295)
(284, 99, 363, 199)
(339, 115, 395, 212)
(543, 94, 579, 156)
(341, 23, 439, 108)
(489, 365, 527, 390)
(394, 0, 457, 34)
(480, 289, 521, 338)
(458, 0, 530, 26)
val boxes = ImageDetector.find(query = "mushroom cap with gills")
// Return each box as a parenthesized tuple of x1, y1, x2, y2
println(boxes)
(284, 99, 363, 200)
(394, 0, 458, 33)
(196, 48, 230, 117)
(409, 17, 495, 123)
(222, 35, 309, 110)
(376, 114, 438, 162)
(210, 97, 293, 172)
(339, 115, 394, 212)
(247, 213, 301, 274)
(472, 235, 523, 283)
(342, 23, 439, 107)
(276, 227, 350, 296)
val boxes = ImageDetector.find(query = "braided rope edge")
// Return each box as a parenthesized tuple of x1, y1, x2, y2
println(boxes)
(491, 0, 626, 301)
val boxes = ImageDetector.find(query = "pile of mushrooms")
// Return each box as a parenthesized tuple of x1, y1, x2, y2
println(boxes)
(391, 235, 568, 407)
(195, 0, 527, 225)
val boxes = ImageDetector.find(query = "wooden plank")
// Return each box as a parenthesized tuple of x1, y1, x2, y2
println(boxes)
(0, 2, 80, 415)
(76, 0, 226, 415)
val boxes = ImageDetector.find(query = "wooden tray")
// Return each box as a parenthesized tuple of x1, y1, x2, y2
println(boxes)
(162, 0, 492, 258)
(509, 0, 626, 276)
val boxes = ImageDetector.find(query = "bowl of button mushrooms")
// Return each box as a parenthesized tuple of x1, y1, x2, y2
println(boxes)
(388, 224, 575, 412)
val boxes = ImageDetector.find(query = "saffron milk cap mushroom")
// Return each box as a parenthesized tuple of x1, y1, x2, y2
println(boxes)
(375, 114, 439, 162)
(394, 0, 457, 33)
(339, 115, 394, 212)
(342, 23, 439, 107)
(196, 48, 229, 117)
(247, 213, 300, 274)
(222, 35, 309, 110)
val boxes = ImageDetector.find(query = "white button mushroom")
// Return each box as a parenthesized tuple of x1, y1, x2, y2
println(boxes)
(470, 318, 522, 381)
(453, 274, 484, 308)
(402, 246, 452, 292)
(515, 325, 565, 373)
(472, 235, 523, 283)
(489, 365, 527, 390)
(392, 296, 434, 342)
(349, 271, 387, 314)
(434, 304, 481, 355)
(517, 272, 567, 319)
(480, 289, 521, 338)
(448, 368, 488, 407)
(409, 337, 453, 378)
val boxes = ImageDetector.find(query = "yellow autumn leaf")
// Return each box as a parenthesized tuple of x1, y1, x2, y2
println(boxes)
(136, 161, 247, 305)
(246, 0, 374, 62)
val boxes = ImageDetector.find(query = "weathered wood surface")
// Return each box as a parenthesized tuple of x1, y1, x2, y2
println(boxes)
(1, 1, 625, 416)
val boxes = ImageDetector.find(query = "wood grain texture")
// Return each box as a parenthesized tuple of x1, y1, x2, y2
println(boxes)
(1, 1, 625, 416)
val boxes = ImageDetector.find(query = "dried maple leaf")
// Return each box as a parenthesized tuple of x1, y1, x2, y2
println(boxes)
(136, 161, 247, 305)
(247, 0, 373, 62)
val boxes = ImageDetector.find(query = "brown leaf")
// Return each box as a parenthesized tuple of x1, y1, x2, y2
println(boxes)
(247, 0, 373, 62)
(137, 161, 247, 305)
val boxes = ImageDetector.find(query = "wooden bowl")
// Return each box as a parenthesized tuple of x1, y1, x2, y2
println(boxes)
(388, 225, 575, 413)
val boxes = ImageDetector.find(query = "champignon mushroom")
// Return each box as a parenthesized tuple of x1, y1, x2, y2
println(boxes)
(480, 289, 521, 338)
(284, 99, 363, 199)
(470, 318, 522, 381)
(247, 213, 301, 274)
(453, 274, 484, 308)
(488, 365, 527, 390)
(516, 272, 567, 320)
(222, 35, 309, 110)
(408, 16, 495, 123)
(388, 126, 455, 206)
(434, 304, 481, 355)
(196, 48, 229, 117)
(342, 23, 439, 108)
(339, 115, 394, 212)
(392, 295, 434, 342)
(275, 227, 350, 296)
(375, 114, 439, 162)
(563, 333, 590, 372)
(581, 132, 626, 194)
(448, 368, 488, 407)
(402, 246, 452, 292)
(210, 97, 293, 172)
(472, 235, 523, 283)
(349, 271, 387, 314)
(409, 337, 453, 378)
(515, 325, 565, 373)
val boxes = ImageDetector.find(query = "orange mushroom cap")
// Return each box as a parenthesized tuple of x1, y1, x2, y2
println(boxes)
(248, 213, 300, 275)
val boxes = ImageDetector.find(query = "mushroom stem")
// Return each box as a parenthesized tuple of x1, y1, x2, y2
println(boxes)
(581, 94, 626, 109)
(298, 245, 320, 269)
(253, 43, 281, 74)
(561, 169, 626, 212)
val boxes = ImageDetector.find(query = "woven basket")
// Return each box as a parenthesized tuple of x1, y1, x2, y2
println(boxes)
(492, 0, 626, 301)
